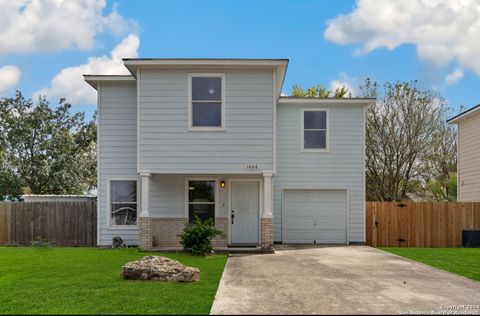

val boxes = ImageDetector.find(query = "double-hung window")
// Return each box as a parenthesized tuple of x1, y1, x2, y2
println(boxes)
(110, 180, 137, 226)
(188, 74, 225, 130)
(187, 180, 216, 224)
(302, 109, 328, 151)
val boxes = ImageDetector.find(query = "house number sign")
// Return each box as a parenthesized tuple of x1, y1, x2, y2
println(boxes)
(245, 163, 258, 170)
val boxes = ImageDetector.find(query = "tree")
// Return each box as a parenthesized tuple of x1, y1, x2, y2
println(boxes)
(0, 149, 23, 200)
(291, 84, 349, 98)
(361, 79, 457, 201)
(0, 92, 96, 196)
(419, 122, 457, 201)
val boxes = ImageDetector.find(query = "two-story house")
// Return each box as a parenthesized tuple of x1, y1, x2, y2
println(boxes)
(448, 104, 480, 201)
(85, 58, 374, 250)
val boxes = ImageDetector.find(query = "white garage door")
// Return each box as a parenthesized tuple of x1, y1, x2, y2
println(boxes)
(283, 189, 347, 244)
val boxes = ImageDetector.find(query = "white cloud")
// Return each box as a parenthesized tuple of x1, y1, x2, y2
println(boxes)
(36, 34, 139, 104)
(445, 68, 464, 85)
(0, 65, 21, 93)
(329, 72, 357, 97)
(0, 0, 135, 55)
(324, 0, 480, 76)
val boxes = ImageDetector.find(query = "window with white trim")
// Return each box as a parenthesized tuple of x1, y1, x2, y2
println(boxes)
(188, 180, 216, 224)
(188, 74, 225, 130)
(303, 110, 328, 150)
(110, 180, 137, 226)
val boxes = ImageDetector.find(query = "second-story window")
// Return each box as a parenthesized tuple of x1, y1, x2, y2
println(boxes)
(302, 109, 328, 151)
(188, 73, 225, 130)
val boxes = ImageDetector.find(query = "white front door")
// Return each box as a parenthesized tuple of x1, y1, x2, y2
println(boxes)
(231, 181, 259, 245)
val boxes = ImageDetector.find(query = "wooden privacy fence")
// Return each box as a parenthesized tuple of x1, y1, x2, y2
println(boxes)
(0, 201, 97, 246)
(366, 201, 480, 247)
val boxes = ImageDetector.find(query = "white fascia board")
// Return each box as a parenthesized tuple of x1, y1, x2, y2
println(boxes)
(83, 75, 136, 90)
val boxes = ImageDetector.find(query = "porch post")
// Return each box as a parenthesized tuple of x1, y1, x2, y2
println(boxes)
(262, 171, 274, 249)
(138, 170, 152, 250)
(140, 170, 150, 217)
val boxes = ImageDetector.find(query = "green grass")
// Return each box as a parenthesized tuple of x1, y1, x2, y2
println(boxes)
(381, 248, 480, 281)
(0, 247, 227, 315)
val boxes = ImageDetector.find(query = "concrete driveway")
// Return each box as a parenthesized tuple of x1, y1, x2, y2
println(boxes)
(210, 246, 480, 314)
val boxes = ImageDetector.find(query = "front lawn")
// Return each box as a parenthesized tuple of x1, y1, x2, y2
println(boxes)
(381, 248, 480, 282)
(0, 247, 227, 315)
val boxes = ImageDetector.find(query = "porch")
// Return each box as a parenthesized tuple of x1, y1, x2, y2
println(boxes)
(137, 171, 274, 250)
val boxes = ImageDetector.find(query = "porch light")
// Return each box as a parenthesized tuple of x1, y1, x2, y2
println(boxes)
(220, 180, 226, 188)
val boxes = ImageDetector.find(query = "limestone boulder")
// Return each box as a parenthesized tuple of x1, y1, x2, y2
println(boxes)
(122, 256, 200, 282)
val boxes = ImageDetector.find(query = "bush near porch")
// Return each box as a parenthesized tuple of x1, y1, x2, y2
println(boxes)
(0, 247, 227, 315)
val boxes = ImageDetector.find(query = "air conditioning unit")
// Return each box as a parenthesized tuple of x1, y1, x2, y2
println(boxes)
(462, 229, 480, 248)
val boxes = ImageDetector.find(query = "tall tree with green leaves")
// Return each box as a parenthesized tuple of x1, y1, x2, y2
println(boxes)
(361, 79, 457, 201)
(0, 148, 23, 200)
(0, 92, 96, 197)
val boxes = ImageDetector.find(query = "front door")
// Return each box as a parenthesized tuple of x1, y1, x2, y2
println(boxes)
(231, 181, 259, 245)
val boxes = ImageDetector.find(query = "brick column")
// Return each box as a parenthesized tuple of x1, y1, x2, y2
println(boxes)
(261, 218, 273, 249)
(138, 170, 152, 251)
(138, 217, 153, 251)
(262, 171, 274, 249)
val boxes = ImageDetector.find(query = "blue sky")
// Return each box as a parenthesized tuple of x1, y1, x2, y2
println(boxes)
(1, 0, 479, 119)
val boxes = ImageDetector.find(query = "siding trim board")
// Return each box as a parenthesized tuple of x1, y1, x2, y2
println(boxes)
(96, 83, 101, 245)
(136, 68, 141, 172)
(272, 69, 277, 173)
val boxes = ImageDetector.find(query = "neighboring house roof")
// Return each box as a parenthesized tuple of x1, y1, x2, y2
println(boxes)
(84, 58, 289, 97)
(447, 104, 480, 124)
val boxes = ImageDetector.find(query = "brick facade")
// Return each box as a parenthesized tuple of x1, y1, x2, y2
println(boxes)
(151, 218, 188, 248)
(261, 217, 273, 249)
(139, 217, 229, 249)
(212, 217, 228, 247)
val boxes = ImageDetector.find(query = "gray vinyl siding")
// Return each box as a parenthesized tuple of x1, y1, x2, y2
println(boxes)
(274, 102, 366, 243)
(98, 82, 138, 246)
(457, 113, 480, 201)
(139, 68, 274, 173)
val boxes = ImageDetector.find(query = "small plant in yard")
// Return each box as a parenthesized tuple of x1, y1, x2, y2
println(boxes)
(31, 239, 54, 248)
(179, 216, 223, 255)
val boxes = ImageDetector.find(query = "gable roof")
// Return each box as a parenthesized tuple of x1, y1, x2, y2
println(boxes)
(447, 104, 480, 124)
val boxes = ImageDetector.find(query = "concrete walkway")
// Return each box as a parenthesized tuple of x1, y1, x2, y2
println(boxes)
(210, 246, 480, 314)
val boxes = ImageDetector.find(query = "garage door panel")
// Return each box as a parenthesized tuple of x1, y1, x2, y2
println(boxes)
(284, 189, 347, 244)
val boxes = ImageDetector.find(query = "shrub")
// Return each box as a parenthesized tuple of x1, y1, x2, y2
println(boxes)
(179, 216, 223, 255)
(31, 239, 54, 248)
